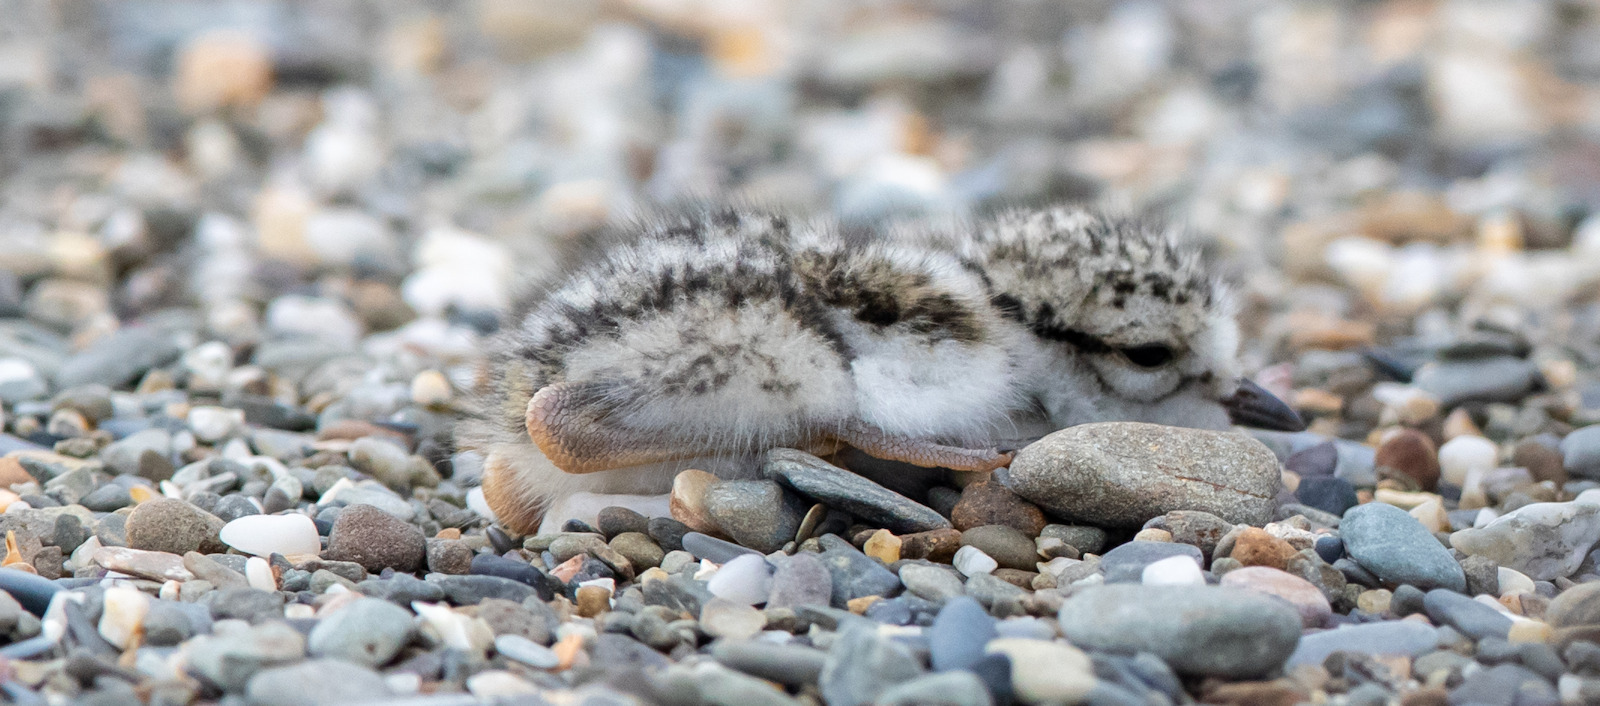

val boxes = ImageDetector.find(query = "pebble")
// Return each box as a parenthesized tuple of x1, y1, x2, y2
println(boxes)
(705, 553, 773, 606)
(900, 528, 964, 562)
(94, 546, 194, 582)
(957, 525, 1035, 572)
(1374, 428, 1440, 489)
(97, 585, 149, 650)
(219, 513, 321, 558)
(307, 598, 413, 667)
(186, 620, 306, 692)
(875, 671, 993, 706)
(900, 564, 966, 602)
(669, 469, 724, 536)
(700, 597, 766, 640)
(1139, 554, 1202, 585)
(950, 478, 1047, 535)
(1439, 435, 1498, 487)
(1413, 357, 1539, 407)
(765, 449, 950, 533)
(1100, 541, 1203, 583)
(704, 479, 807, 554)
(767, 551, 833, 609)
(682, 531, 762, 564)
(187, 405, 244, 443)
(1004, 423, 1280, 527)
(325, 504, 425, 572)
(820, 534, 902, 606)
(244, 658, 392, 706)
(1228, 527, 1297, 570)
(1288, 619, 1439, 666)
(494, 633, 559, 668)
(1040, 525, 1107, 554)
(819, 625, 924, 706)
(1423, 588, 1513, 640)
(862, 529, 901, 563)
(1340, 502, 1466, 592)
(952, 545, 998, 577)
(1563, 426, 1600, 480)
(710, 640, 827, 686)
(1450, 491, 1600, 581)
(985, 638, 1097, 704)
(1057, 584, 1302, 678)
(1218, 566, 1332, 627)
(928, 596, 995, 671)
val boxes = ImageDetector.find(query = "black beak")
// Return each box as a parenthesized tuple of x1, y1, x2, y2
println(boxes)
(1224, 378, 1306, 432)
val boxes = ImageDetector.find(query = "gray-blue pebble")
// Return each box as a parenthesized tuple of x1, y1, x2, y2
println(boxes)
(1341, 503, 1466, 592)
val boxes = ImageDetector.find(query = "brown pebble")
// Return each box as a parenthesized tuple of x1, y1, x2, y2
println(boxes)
(325, 504, 426, 572)
(1228, 528, 1298, 571)
(1201, 678, 1306, 706)
(899, 528, 963, 562)
(575, 585, 610, 617)
(950, 478, 1047, 536)
(668, 469, 722, 536)
(1512, 440, 1567, 486)
(992, 568, 1037, 590)
(435, 528, 461, 540)
(1375, 429, 1440, 490)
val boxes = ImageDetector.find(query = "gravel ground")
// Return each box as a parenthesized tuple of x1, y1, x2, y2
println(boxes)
(2, 1, 1600, 705)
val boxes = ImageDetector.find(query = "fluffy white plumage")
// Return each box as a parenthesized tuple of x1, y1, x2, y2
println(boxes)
(460, 204, 1255, 533)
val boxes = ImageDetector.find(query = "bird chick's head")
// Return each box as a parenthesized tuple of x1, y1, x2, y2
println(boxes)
(969, 206, 1300, 432)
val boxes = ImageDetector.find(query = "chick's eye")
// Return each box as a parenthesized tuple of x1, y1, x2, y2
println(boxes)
(1119, 345, 1174, 368)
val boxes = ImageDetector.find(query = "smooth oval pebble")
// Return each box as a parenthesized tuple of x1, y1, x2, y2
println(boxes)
(1004, 422, 1280, 527)
(1142, 555, 1205, 585)
(495, 634, 559, 669)
(1058, 584, 1301, 678)
(220, 513, 322, 557)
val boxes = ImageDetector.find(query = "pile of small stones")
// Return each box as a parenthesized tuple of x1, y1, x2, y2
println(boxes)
(4, 0, 1600, 705)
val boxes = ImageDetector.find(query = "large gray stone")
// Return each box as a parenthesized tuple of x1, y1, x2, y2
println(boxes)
(1057, 584, 1300, 678)
(1003, 423, 1280, 527)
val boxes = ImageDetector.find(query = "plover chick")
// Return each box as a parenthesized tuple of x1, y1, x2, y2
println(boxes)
(461, 205, 1302, 533)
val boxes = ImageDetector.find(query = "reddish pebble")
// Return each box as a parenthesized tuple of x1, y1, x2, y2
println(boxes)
(1375, 429, 1441, 490)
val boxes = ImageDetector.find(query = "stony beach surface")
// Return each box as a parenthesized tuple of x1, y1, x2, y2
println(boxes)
(3, 1, 1600, 704)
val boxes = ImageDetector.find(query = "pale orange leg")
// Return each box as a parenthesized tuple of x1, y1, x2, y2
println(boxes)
(827, 420, 1013, 472)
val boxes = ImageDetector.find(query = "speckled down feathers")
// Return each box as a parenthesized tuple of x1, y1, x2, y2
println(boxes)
(460, 205, 1243, 531)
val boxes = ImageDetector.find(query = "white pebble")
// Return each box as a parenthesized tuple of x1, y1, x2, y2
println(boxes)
(284, 604, 315, 619)
(187, 406, 244, 444)
(1439, 435, 1497, 486)
(182, 341, 234, 391)
(245, 557, 276, 591)
(220, 514, 322, 557)
(466, 670, 538, 698)
(953, 545, 998, 576)
(98, 585, 149, 650)
(1498, 567, 1536, 597)
(385, 673, 421, 696)
(705, 554, 773, 605)
(159, 580, 181, 601)
(1473, 508, 1500, 528)
(413, 602, 494, 657)
(495, 634, 560, 669)
(1141, 555, 1205, 585)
